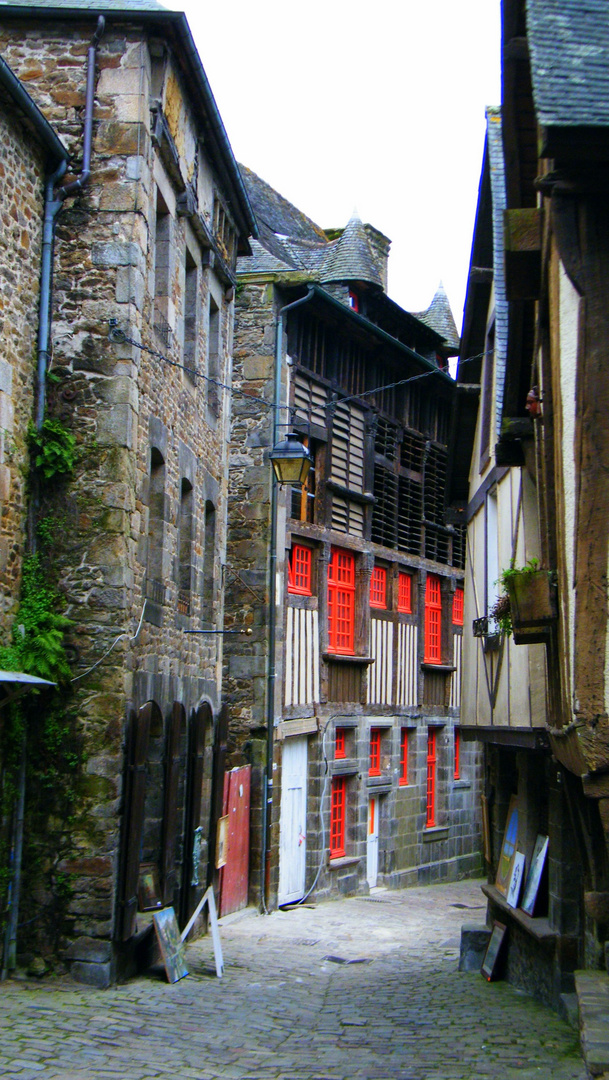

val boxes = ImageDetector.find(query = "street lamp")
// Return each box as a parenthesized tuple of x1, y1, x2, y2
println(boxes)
(269, 432, 312, 486)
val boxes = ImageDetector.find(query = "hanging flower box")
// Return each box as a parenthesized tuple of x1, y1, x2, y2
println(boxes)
(506, 568, 557, 644)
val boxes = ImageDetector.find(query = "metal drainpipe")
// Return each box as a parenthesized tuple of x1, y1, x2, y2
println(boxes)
(36, 15, 105, 429)
(261, 285, 315, 912)
(2, 17, 105, 980)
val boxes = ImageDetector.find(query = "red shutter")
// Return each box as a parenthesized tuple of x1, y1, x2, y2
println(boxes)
(454, 727, 460, 780)
(426, 728, 437, 828)
(452, 587, 464, 626)
(288, 544, 312, 595)
(330, 777, 346, 857)
(399, 728, 409, 786)
(398, 572, 412, 613)
(328, 548, 356, 654)
(369, 729, 381, 776)
(424, 574, 442, 663)
(370, 567, 387, 609)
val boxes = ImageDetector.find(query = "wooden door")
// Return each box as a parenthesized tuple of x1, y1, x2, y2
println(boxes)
(218, 765, 251, 917)
(278, 736, 308, 906)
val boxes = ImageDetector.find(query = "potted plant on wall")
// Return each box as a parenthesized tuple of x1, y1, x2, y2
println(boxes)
(491, 558, 557, 644)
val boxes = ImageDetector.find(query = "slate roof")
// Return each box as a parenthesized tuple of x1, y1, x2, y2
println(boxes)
(486, 107, 508, 439)
(527, 0, 609, 127)
(319, 214, 384, 289)
(240, 166, 327, 246)
(413, 283, 460, 352)
(0, 0, 167, 9)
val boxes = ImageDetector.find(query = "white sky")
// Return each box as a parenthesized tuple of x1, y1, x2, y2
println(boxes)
(165, 0, 501, 334)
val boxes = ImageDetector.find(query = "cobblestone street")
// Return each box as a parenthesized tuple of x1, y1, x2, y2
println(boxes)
(0, 880, 585, 1080)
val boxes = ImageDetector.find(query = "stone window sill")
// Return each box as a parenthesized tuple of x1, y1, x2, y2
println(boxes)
(328, 856, 360, 870)
(423, 826, 450, 842)
(453, 779, 471, 790)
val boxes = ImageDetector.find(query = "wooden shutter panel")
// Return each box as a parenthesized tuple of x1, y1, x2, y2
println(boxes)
(161, 702, 186, 907)
(179, 702, 210, 925)
(116, 702, 156, 942)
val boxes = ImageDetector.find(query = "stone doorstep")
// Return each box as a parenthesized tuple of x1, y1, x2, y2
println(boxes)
(575, 970, 609, 1076)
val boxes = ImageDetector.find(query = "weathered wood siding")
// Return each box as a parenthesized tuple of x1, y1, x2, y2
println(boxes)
(367, 617, 394, 705)
(285, 605, 320, 707)
(396, 623, 418, 707)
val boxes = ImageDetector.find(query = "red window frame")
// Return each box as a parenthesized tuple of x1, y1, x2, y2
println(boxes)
(370, 566, 387, 609)
(398, 572, 412, 613)
(330, 776, 346, 858)
(327, 547, 356, 655)
(335, 727, 346, 759)
(454, 727, 460, 780)
(369, 729, 381, 776)
(399, 728, 409, 786)
(288, 543, 312, 596)
(452, 586, 464, 626)
(426, 728, 437, 828)
(424, 574, 442, 663)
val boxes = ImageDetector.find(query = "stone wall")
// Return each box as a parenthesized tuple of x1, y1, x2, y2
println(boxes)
(0, 17, 240, 978)
(0, 105, 45, 630)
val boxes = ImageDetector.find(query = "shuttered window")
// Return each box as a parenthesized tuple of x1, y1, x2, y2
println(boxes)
(330, 777, 346, 857)
(328, 547, 355, 655)
(329, 400, 365, 492)
(424, 574, 442, 663)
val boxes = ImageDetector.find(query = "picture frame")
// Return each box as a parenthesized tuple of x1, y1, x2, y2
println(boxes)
(481, 920, 507, 981)
(521, 834, 549, 916)
(138, 863, 162, 911)
(507, 851, 526, 908)
(153, 906, 188, 984)
(496, 794, 519, 897)
(216, 814, 229, 869)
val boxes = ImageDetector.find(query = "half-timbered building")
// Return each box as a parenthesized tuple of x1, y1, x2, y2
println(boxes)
(225, 168, 483, 907)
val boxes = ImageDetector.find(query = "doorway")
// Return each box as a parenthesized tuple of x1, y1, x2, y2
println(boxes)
(278, 736, 308, 905)
(367, 795, 379, 887)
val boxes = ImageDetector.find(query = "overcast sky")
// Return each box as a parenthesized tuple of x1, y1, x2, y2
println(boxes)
(165, 0, 501, 334)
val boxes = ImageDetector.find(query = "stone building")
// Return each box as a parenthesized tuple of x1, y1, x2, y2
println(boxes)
(0, 0, 255, 984)
(224, 167, 483, 910)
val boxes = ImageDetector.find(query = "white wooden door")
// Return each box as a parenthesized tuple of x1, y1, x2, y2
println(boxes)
(278, 736, 308, 905)
(367, 796, 379, 888)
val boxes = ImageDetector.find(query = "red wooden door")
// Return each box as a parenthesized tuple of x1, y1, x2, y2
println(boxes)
(219, 765, 251, 917)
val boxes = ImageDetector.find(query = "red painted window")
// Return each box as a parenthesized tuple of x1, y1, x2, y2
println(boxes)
(335, 727, 346, 759)
(452, 586, 464, 626)
(369, 729, 381, 776)
(288, 543, 312, 595)
(327, 547, 356, 654)
(426, 728, 437, 828)
(424, 574, 442, 663)
(370, 566, 387, 609)
(330, 776, 346, 857)
(398, 572, 412, 613)
(454, 727, 460, 780)
(399, 728, 409, 786)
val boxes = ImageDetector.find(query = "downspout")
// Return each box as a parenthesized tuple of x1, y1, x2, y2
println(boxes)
(262, 285, 315, 911)
(3, 17, 104, 980)
(36, 15, 105, 429)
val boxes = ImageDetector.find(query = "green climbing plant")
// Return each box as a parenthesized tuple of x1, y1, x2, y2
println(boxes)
(28, 417, 76, 481)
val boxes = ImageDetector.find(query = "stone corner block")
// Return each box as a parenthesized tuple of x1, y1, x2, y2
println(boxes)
(70, 959, 114, 989)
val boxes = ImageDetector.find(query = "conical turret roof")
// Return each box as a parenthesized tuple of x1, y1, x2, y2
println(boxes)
(319, 214, 384, 288)
(414, 282, 460, 351)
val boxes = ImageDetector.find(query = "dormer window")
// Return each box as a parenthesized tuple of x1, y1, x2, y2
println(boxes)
(348, 290, 359, 313)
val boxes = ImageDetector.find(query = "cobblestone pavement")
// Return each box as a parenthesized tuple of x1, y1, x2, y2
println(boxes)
(0, 879, 585, 1080)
